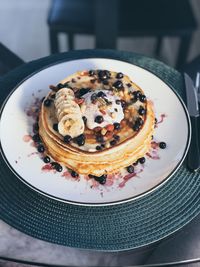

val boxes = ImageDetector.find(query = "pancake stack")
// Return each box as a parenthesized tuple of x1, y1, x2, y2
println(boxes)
(39, 70, 155, 179)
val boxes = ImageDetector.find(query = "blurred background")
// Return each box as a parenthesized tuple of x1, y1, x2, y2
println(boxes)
(0, 0, 200, 71)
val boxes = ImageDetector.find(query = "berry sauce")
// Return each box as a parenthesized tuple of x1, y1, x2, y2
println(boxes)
(41, 163, 56, 173)
(23, 135, 32, 142)
(118, 169, 143, 188)
(155, 113, 167, 127)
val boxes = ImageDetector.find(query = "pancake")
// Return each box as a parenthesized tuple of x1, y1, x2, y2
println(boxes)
(39, 70, 155, 178)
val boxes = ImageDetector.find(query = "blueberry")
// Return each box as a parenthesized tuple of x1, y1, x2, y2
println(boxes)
(37, 145, 45, 153)
(75, 134, 85, 146)
(55, 164, 63, 172)
(126, 83, 132, 88)
(130, 98, 137, 104)
(132, 90, 141, 100)
(43, 156, 50, 163)
(71, 170, 79, 178)
(98, 70, 110, 81)
(76, 88, 91, 97)
(103, 80, 109, 85)
(159, 142, 166, 149)
(133, 124, 140, 132)
(127, 165, 134, 173)
(57, 83, 65, 89)
(94, 174, 107, 185)
(139, 157, 146, 164)
(91, 93, 98, 102)
(63, 135, 72, 143)
(99, 175, 107, 185)
(89, 70, 95, 76)
(63, 82, 72, 88)
(110, 140, 117, 146)
(32, 134, 41, 143)
(82, 116, 87, 124)
(96, 145, 102, 151)
(53, 123, 58, 131)
(104, 98, 112, 105)
(113, 80, 123, 90)
(96, 135, 104, 143)
(97, 91, 106, 98)
(33, 122, 39, 133)
(51, 162, 58, 168)
(44, 99, 52, 107)
(113, 122, 121, 130)
(121, 100, 126, 108)
(113, 135, 120, 141)
(135, 117, 143, 126)
(116, 72, 124, 79)
(139, 94, 146, 102)
(138, 106, 146, 116)
(95, 115, 104, 124)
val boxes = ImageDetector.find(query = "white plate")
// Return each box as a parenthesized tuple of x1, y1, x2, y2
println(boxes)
(0, 58, 191, 206)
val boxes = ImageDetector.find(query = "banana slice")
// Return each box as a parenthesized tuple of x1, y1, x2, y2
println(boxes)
(54, 87, 84, 137)
(55, 88, 74, 107)
(55, 95, 74, 108)
(58, 114, 84, 138)
(55, 88, 75, 98)
(56, 102, 79, 115)
(57, 105, 80, 121)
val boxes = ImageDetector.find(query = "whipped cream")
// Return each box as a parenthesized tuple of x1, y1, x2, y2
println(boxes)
(81, 90, 124, 130)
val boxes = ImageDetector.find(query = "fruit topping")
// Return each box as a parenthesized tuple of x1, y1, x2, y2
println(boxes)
(71, 170, 79, 178)
(138, 106, 146, 116)
(95, 115, 104, 124)
(44, 99, 52, 107)
(159, 142, 166, 149)
(37, 145, 45, 153)
(43, 156, 50, 163)
(63, 135, 72, 143)
(110, 140, 117, 146)
(74, 134, 85, 146)
(113, 80, 123, 90)
(98, 70, 111, 81)
(139, 94, 146, 102)
(57, 83, 65, 89)
(53, 123, 58, 131)
(139, 157, 146, 164)
(113, 122, 121, 130)
(116, 72, 124, 79)
(127, 165, 134, 173)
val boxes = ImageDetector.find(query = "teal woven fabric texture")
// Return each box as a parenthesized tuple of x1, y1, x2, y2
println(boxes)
(0, 50, 199, 251)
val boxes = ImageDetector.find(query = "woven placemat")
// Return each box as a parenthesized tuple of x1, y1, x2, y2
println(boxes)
(0, 49, 199, 251)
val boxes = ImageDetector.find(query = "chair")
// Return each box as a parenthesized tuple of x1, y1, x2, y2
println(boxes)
(0, 43, 24, 76)
(182, 54, 200, 81)
(47, 0, 197, 69)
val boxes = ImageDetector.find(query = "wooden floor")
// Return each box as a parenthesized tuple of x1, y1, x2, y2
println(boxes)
(0, 0, 200, 68)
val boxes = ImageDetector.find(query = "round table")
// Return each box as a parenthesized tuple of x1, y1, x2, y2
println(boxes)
(0, 49, 200, 267)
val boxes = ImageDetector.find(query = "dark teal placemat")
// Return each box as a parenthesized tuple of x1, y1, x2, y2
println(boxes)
(0, 50, 199, 251)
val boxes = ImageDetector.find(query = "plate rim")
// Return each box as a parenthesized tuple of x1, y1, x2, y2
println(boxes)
(0, 57, 191, 207)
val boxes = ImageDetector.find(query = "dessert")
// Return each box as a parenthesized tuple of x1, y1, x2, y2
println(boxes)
(38, 70, 155, 179)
